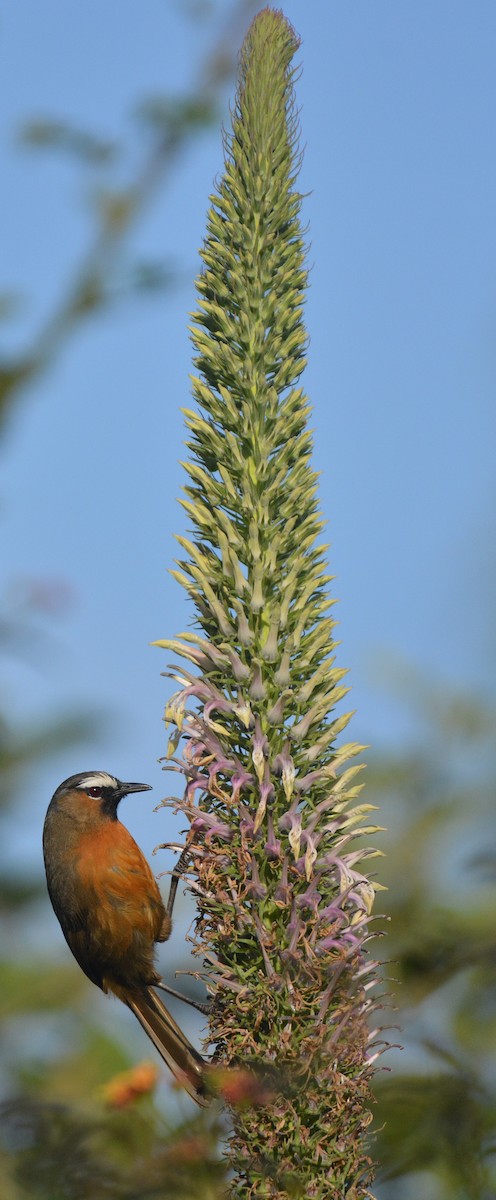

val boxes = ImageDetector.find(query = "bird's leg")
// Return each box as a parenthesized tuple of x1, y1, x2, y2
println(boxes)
(166, 845, 192, 924)
(157, 846, 193, 942)
(158, 845, 211, 1014)
(156, 980, 211, 1016)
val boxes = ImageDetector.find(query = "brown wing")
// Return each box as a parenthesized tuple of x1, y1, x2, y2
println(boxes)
(68, 821, 167, 991)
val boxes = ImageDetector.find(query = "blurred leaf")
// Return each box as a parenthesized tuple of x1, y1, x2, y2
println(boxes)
(375, 1072, 495, 1196)
(0, 1099, 128, 1200)
(452, 964, 496, 1052)
(0, 359, 40, 423)
(130, 259, 176, 293)
(371, 653, 496, 744)
(19, 1028, 132, 1105)
(368, 670, 496, 1195)
(387, 906, 496, 1001)
(19, 120, 116, 165)
(0, 961, 88, 1018)
(0, 877, 46, 910)
(0, 1095, 225, 1200)
(470, 847, 496, 880)
(135, 95, 217, 138)
(0, 711, 103, 795)
(0, 293, 23, 321)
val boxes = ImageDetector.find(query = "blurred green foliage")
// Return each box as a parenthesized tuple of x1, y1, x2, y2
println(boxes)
(369, 664, 496, 1198)
(0, 1097, 225, 1200)
(1, 2, 495, 1195)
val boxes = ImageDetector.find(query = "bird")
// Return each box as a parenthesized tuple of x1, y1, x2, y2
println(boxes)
(43, 770, 208, 1106)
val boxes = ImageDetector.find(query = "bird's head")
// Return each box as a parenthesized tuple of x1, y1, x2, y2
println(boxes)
(50, 771, 152, 820)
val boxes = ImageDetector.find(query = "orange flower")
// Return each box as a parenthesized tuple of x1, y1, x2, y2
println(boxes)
(102, 1061, 159, 1109)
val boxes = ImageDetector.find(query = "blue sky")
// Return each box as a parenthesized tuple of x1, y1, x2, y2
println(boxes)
(2, 0, 495, 882)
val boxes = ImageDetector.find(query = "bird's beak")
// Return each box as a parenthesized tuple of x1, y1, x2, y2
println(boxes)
(120, 782, 153, 796)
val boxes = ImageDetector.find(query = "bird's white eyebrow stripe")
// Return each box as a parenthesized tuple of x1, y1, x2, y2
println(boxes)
(78, 773, 118, 790)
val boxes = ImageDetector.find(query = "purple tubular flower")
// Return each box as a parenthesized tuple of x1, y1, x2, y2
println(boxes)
(245, 858, 267, 899)
(280, 901, 304, 960)
(278, 798, 300, 833)
(204, 694, 235, 721)
(315, 928, 364, 956)
(231, 767, 255, 802)
(190, 810, 233, 842)
(249, 661, 266, 700)
(295, 880, 322, 914)
(264, 810, 282, 860)
(274, 860, 290, 906)
(273, 744, 296, 800)
(185, 774, 210, 800)
(239, 802, 256, 840)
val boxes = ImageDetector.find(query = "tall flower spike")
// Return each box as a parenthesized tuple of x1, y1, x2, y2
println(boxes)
(158, 8, 384, 1197)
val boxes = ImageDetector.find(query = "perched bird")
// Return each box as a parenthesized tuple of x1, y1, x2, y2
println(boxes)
(43, 770, 208, 1105)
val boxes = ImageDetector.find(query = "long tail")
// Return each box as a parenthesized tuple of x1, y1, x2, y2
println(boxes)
(126, 987, 209, 1106)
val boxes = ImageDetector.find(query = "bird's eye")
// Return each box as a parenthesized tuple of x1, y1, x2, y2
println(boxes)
(88, 786, 103, 798)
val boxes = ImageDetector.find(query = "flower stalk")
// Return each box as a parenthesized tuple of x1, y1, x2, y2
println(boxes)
(156, 8, 384, 1197)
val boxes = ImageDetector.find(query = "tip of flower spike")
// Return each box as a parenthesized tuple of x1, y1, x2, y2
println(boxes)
(248, 7, 301, 54)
